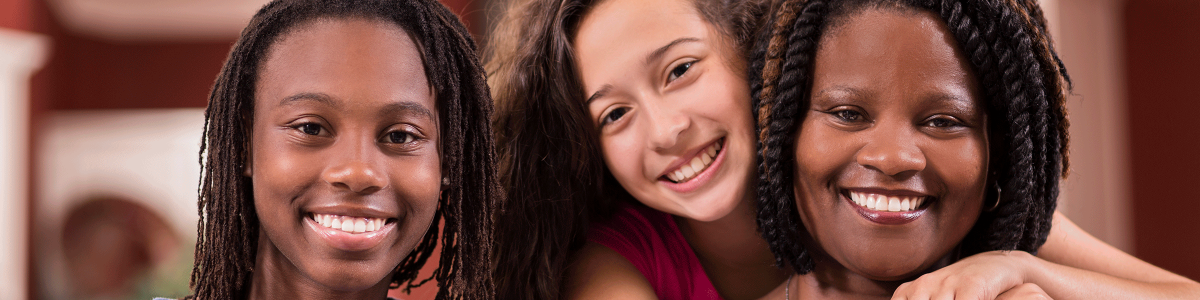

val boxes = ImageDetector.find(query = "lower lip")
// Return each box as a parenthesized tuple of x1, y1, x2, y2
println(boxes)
(843, 194, 927, 225)
(305, 217, 395, 252)
(661, 140, 727, 193)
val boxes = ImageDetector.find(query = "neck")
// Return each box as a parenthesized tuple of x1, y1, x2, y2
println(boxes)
(676, 194, 788, 300)
(793, 246, 959, 300)
(248, 233, 392, 300)
(791, 261, 901, 300)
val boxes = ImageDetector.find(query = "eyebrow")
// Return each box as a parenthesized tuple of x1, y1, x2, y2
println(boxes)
(379, 101, 436, 121)
(645, 37, 701, 65)
(585, 37, 702, 104)
(280, 92, 338, 107)
(813, 86, 867, 100)
(279, 92, 435, 120)
(585, 84, 612, 105)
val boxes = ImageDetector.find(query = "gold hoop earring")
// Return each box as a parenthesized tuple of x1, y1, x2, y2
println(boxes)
(987, 182, 1002, 212)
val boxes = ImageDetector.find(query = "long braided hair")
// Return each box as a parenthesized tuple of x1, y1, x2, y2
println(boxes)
(191, 0, 499, 298)
(752, 0, 1071, 274)
(485, 0, 767, 298)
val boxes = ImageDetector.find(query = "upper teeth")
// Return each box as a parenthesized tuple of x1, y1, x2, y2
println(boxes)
(312, 213, 389, 233)
(849, 191, 925, 212)
(666, 142, 722, 183)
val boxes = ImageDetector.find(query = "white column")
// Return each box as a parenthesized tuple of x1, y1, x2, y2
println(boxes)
(0, 28, 49, 300)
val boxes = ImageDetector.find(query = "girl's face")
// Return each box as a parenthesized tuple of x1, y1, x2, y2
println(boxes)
(249, 18, 441, 292)
(793, 9, 988, 281)
(574, 0, 756, 221)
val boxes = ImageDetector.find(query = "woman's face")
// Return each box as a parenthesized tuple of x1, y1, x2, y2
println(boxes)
(574, 0, 756, 221)
(793, 9, 988, 281)
(249, 18, 441, 291)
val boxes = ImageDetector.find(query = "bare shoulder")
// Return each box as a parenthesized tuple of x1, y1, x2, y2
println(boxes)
(563, 241, 658, 300)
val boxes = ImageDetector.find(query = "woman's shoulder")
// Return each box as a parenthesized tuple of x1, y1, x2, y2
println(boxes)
(564, 241, 658, 300)
(583, 202, 722, 300)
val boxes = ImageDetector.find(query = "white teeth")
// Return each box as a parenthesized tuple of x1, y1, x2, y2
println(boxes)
(665, 142, 722, 183)
(312, 213, 389, 234)
(681, 165, 696, 178)
(353, 219, 366, 233)
(849, 191, 926, 212)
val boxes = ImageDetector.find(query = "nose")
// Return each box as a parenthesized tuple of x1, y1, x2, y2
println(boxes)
(856, 126, 926, 177)
(322, 139, 387, 194)
(645, 101, 692, 151)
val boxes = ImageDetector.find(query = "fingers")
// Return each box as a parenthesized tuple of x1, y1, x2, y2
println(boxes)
(995, 283, 1052, 300)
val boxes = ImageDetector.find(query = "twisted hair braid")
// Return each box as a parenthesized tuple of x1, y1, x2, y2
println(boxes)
(189, 0, 498, 299)
(750, 0, 827, 274)
(753, 0, 1071, 274)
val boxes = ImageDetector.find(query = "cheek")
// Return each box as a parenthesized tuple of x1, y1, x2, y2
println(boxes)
(600, 131, 647, 184)
(250, 130, 320, 202)
(394, 155, 443, 208)
(941, 137, 988, 192)
(698, 73, 753, 129)
(793, 116, 853, 185)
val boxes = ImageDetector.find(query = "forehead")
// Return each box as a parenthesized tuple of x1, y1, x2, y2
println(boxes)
(573, 0, 716, 75)
(575, 0, 706, 44)
(256, 17, 433, 108)
(813, 9, 976, 98)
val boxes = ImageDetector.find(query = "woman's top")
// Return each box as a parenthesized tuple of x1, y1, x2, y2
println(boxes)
(588, 203, 722, 300)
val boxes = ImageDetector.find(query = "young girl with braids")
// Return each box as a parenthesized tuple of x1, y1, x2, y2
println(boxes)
(185, 0, 498, 299)
(751, 0, 1200, 299)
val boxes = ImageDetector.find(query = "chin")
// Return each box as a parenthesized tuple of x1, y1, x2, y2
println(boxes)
(308, 267, 393, 292)
(843, 255, 930, 282)
(683, 193, 745, 222)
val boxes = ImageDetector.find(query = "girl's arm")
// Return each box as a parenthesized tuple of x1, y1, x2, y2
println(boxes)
(893, 211, 1200, 300)
(564, 242, 659, 300)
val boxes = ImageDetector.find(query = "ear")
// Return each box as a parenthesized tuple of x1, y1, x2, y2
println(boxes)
(243, 146, 253, 177)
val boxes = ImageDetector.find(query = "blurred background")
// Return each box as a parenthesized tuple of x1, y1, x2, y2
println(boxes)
(0, 0, 1195, 299)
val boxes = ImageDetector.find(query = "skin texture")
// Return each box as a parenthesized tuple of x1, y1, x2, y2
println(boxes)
(575, 0, 755, 223)
(746, 7, 1198, 300)
(246, 18, 442, 299)
(893, 211, 1200, 300)
(565, 0, 786, 298)
(789, 8, 990, 299)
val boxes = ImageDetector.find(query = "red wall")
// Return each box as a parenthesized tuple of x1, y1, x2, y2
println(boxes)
(1124, 0, 1200, 280)
(0, 0, 32, 31)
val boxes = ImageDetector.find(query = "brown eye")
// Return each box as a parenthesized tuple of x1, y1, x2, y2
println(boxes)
(297, 123, 323, 136)
(925, 116, 964, 128)
(668, 61, 694, 82)
(385, 131, 415, 144)
(832, 109, 864, 122)
(601, 107, 630, 126)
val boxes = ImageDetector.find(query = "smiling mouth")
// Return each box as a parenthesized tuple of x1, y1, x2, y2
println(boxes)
(311, 213, 395, 234)
(847, 190, 929, 212)
(664, 139, 723, 183)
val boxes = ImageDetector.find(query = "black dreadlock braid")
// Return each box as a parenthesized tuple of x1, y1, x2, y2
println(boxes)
(752, 0, 1071, 274)
(190, 0, 499, 299)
